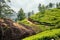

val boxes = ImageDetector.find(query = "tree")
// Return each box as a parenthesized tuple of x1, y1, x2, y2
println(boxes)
(56, 3, 60, 8)
(38, 4, 45, 14)
(41, 5, 45, 14)
(56, 3, 59, 8)
(0, 0, 14, 40)
(27, 10, 34, 18)
(48, 3, 53, 8)
(31, 10, 34, 15)
(38, 3, 41, 12)
(58, 3, 60, 8)
(59, 3, 60, 6)
(0, 0, 14, 18)
(17, 8, 26, 21)
(28, 12, 31, 18)
(46, 5, 49, 9)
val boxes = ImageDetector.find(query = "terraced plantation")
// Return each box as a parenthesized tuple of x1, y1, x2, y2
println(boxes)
(23, 29, 60, 40)
(18, 8, 60, 40)
(1, 0, 60, 40)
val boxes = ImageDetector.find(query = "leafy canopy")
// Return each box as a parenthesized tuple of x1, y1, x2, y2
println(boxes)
(0, 0, 14, 18)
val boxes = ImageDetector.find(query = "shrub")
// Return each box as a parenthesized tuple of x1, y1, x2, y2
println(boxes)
(23, 29, 60, 40)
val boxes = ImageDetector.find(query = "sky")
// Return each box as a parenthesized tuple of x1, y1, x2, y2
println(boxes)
(8, 0, 60, 13)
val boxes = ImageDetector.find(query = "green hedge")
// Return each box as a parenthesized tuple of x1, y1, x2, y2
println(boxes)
(23, 29, 60, 40)
(30, 8, 60, 26)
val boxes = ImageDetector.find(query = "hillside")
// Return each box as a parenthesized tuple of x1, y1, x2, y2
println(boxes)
(18, 8, 60, 40)
(30, 8, 60, 26)
(1, 0, 60, 40)
(23, 29, 60, 40)
(1, 8, 60, 40)
(0, 18, 35, 40)
(19, 8, 60, 33)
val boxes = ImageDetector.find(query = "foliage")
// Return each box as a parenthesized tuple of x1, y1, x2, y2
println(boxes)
(27, 10, 34, 18)
(30, 8, 60, 27)
(17, 8, 26, 21)
(19, 8, 60, 33)
(31, 10, 34, 15)
(0, 0, 14, 18)
(17, 3, 60, 40)
(23, 29, 60, 40)
(48, 3, 53, 8)
(18, 19, 42, 33)
(28, 12, 31, 18)
(38, 4, 45, 14)
(56, 3, 60, 8)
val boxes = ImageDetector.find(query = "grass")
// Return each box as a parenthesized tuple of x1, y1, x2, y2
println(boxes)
(18, 9, 60, 33)
(18, 8, 60, 40)
(23, 29, 60, 40)
(30, 8, 60, 25)
(18, 19, 56, 33)
(18, 19, 43, 33)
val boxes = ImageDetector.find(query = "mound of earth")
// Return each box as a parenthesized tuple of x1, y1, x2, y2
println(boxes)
(0, 18, 36, 40)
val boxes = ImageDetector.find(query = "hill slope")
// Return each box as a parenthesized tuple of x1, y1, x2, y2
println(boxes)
(0, 18, 35, 40)
(19, 8, 60, 40)
(23, 29, 60, 40)
(30, 8, 60, 26)
(19, 8, 60, 33)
